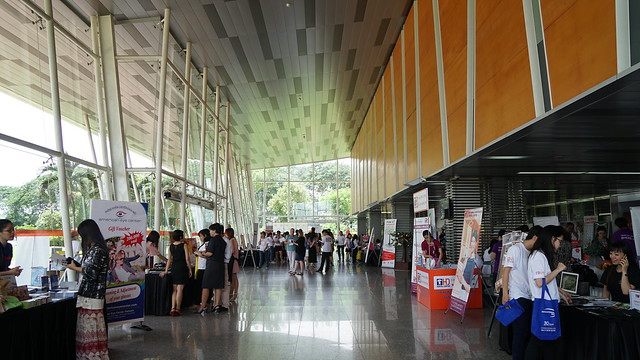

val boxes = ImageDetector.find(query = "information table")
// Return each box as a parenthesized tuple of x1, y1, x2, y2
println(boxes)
(144, 272, 196, 315)
(0, 298, 77, 359)
(415, 266, 482, 310)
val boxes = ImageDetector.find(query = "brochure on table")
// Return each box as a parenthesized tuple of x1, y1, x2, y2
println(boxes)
(91, 199, 148, 325)
(381, 219, 398, 268)
(412, 216, 431, 293)
(630, 289, 640, 311)
(448, 207, 483, 318)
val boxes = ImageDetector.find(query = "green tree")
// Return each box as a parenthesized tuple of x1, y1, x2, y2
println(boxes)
(36, 206, 62, 230)
(321, 187, 351, 215)
(267, 183, 309, 216)
(0, 180, 51, 226)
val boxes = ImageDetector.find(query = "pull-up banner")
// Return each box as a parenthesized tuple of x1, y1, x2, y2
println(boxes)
(381, 219, 397, 268)
(91, 200, 148, 325)
(449, 207, 483, 318)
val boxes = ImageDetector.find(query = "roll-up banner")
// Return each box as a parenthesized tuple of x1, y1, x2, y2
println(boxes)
(90, 199, 148, 325)
(381, 219, 397, 268)
(448, 207, 483, 318)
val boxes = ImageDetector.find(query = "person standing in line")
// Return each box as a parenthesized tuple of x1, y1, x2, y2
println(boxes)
(266, 232, 274, 265)
(612, 217, 637, 261)
(286, 228, 297, 273)
(307, 233, 318, 271)
(161, 230, 192, 316)
(61, 219, 109, 359)
(226, 228, 240, 302)
(258, 232, 268, 269)
(274, 231, 284, 264)
(335, 231, 347, 263)
(501, 226, 542, 360)
(196, 223, 227, 315)
(193, 229, 211, 310)
(218, 224, 231, 313)
(490, 229, 506, 284)
(525, 225, 568, 359)
(292, 229, 306, 275)
(317, 230, 334, 273)
(351, 235, 359, 264)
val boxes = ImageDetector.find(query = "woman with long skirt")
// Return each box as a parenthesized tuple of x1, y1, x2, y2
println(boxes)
(62, 219, 110, 360)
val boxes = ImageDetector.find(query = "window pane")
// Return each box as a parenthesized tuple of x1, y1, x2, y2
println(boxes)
(290, 163, 313, 181)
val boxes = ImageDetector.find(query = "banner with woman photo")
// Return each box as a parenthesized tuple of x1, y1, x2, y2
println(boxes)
(449, 208, 483, 318)
(91, 199, 148, 325)
(381, 219, 397, 268)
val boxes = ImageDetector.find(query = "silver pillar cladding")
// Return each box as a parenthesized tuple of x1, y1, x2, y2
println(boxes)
(523, 0, 546, 117)
(153, 9, 172, 231)
(90, 16, 112, 200)
(433, 0, 450, 166)
(413, 0, 422, 176)
(616, 0, 631, 72)
(199, 67, 208, 186)
(98, 14, 129, 201)
(466, 0, 476, 155)
(179, 42, 193, 231)
(44, 0, 73, 278)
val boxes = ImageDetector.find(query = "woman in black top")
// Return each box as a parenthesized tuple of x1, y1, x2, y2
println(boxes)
(292, 229, 306, 275)
(161, 230, 192, 316)
(62, 219, 109, 359)
(601, 241, 640, 303)
(196, 223, 226, 315)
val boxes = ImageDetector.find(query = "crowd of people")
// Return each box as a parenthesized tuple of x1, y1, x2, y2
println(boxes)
(255, 227, 381, 275)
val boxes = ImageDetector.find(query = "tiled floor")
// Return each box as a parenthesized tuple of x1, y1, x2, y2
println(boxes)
(108, 262, 510, 359)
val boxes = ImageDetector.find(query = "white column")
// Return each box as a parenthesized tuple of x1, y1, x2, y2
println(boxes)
(153, 9, 171, 231)
(179, 42, 193, 231)
(44, 0, 73, 279)
(199, 67, 209, 186)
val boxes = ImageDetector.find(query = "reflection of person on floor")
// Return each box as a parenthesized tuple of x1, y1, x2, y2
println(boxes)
(457, 236, 478, 291)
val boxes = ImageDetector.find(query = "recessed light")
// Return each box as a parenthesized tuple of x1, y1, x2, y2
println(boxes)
(484, 155, 528, 160)
(517, 171, 585, 175)
(523, 189, 559, 192)
(285, 2, 292, 7)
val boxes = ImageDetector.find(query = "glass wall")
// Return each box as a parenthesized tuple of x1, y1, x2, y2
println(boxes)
(252, 159, 354, 233)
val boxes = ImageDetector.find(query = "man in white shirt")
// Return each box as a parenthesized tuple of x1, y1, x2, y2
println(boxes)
(501, 226, 540, 360)
(335, 231, 347, 262)
(317, 230, 334, 273)
(219, 230, 232, 312)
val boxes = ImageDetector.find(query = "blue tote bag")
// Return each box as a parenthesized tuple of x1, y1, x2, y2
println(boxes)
(531, 278, 561, 340)
(496, 298, 524, 326)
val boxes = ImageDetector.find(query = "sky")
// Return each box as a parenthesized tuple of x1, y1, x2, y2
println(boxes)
(0, 91, 151, 187)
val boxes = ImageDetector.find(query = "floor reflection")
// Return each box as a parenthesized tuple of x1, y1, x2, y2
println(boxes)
(108, 264, 509, 360)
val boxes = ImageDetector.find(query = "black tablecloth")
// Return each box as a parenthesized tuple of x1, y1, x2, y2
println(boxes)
(0, 298, 77, 360)
(144, 272, 197, 315)
(561, 306, 640, 360)
(239, 249, 259, 267)
(499, 305, 640, 360)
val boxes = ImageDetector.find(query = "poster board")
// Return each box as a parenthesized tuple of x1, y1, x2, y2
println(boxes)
(91, 200, 147, 325)
(533, 216, 559, 227)
(413, 188, 429, 213)
(412, 217, 432, 293)
(448, 208, 483, 318)
(381, 219, 397, 268)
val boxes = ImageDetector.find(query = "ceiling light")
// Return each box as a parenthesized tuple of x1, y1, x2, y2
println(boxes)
(517, 171, 585, 175)
(522, 189, 559, 192)
(586, 172, 640, 175)
(285, 2, 292, 7)
(404, 177, 426, 186)
(484, 155, 529, 160)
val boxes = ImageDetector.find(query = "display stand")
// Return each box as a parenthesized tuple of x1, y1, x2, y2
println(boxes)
(242, 247, 257, 268)
(444, 263, 483, 323)
(486, 288, 502, 337)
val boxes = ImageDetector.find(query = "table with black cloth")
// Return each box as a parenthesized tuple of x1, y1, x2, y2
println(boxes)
(144, 272, 196, 315)
(0, 298, 77, 360)
(560, 306, 640, 360)
(498, 305, 640, 360)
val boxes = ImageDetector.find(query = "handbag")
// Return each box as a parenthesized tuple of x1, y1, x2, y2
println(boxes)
(531, 278, 561, 340)
(496, 298, 524, 326)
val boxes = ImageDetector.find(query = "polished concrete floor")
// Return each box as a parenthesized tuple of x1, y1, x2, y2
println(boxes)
(108, 262, 510, 360)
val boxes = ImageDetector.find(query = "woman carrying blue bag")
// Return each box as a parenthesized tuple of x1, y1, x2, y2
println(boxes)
(525, 225, 568, 360)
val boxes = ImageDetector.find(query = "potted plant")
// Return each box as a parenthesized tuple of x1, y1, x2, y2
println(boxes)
(392, 232, 413, 270)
